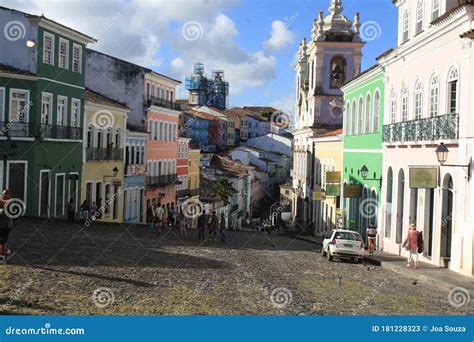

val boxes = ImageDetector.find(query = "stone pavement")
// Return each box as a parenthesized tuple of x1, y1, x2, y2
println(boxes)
(296, 234, 474, 294)
(0, 219, 472, 315)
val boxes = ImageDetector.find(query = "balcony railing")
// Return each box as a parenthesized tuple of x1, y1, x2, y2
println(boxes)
(39, 124, 82, 140)
(144, 96, 181, 111)
(0, 121, 34, 137)
(383, 113, 459, 144)
(177, 189, 190, 198)
(86, 148, 124, 161)
(146, 174, 177, 187)
(0, 122, 83, 140)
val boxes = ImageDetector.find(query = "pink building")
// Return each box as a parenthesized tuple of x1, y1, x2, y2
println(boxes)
(144, 72, 181, 215)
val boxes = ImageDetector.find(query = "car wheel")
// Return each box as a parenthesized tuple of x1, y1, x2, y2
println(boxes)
(321, 246, 327, 257)
(327, 249, 333, 261)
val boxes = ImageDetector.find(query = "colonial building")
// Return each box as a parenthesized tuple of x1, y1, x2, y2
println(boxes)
(291, 0, 364, 226)
(124, 124, 147, 224)
(341, 65, 384, 244)
(176, 136, 191, 211)
(378, 0, 474, 276)
(82, 90, 127, 223)
(0, 7, 95, 218)
(311, 128, 343, 236)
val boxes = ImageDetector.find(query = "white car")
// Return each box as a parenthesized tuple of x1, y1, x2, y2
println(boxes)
(321, 229, 365, 263)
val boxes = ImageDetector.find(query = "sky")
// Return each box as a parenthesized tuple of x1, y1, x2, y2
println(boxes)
(3, 0, 398, 114)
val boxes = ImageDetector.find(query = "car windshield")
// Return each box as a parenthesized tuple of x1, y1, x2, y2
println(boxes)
(334, 232, 361, 241)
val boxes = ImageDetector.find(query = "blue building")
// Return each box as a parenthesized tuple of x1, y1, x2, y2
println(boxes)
(183, 110, 212, 151)
(247, 114, 270, 139)
(123, 124, 148, 224)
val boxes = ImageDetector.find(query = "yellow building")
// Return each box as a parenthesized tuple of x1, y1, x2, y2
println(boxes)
(81, 90, 128, 223)
(311, 128, 343, 236)
(188, 145, 201, 197)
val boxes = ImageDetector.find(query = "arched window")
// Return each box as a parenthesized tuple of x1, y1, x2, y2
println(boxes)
(414, 80, 422, 120)
(164, 122, 168, 141)
(115, 128, 121, 148)
(385, 170, 394, 239)
(330, 55, 346, 89)
(168, 123, 173, 141)
(401, 86, 408, 122)
(416, 0, 424, 35)
(447, 66, 459, 113)
(87, 125, 94, 148)
(390, 90, 397, 124)
(345, 102, 350, 135)
(159, 121, 163, 140)
(429, 74, 439, 117)
(402, 10, 409, 43)
(351, 100, 357, 135)
(373, 91, 380, 133)
(158, 161, 162, 176)
(365, 93, 371, 133)
(97, 127, 103, 148)
(432, 0, 440, 20)
(151, 85, 155, 98)
(146, 82, 150, 99)
(358, 97, 363, 134)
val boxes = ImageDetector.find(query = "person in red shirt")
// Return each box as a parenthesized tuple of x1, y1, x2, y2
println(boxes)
(403, 223, 420, 268)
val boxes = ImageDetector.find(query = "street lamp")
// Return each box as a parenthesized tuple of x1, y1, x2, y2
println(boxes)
(435, 143, 449, 165)
(26, 39, 36, 48)
(360, 165, 382, 187)
(435, 143, 471, 181)
(103, 166, 119, 182)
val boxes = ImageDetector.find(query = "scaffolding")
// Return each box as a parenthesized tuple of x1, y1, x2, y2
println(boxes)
(185, 63, 229, 110)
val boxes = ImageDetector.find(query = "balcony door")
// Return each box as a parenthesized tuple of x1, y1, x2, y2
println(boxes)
(7, 161, 27, 202)
(396, 169, 405, 244)
(39, 170, 51, 217)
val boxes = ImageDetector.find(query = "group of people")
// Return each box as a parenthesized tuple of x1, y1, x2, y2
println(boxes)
(197, 210, 226, 243)
(148, 202, 187, 238)
(79, 200, 101, 223)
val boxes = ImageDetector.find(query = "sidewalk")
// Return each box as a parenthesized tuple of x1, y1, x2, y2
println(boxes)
(293, 234, 474, 293)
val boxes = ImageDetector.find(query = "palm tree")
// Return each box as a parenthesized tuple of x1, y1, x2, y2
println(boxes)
(212, 177, 235, 205)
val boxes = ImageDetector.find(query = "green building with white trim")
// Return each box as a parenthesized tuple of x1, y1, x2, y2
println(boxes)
(341, 64, 384, 243)
(0, 7, 95, 218)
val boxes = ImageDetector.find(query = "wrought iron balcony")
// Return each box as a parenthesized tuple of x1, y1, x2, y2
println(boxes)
(144, 96, 181, 111)
(86, 147, 124, 161)
(177, 189, 190, 198)
(0, 121, 33, 137)
(383, 113, 459, 144)
(39, 124, 82, 140)
(146, 174, 177, 187)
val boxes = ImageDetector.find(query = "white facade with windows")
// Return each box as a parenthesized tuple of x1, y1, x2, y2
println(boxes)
(379, 0, 474, 276)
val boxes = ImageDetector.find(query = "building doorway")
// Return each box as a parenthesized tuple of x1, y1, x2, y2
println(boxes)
(396, 169, 405, 244)
(440, 174, 454, 261)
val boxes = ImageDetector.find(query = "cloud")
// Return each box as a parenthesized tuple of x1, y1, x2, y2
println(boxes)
(264, 20, 295, 51)
(2, 0, 279, 98)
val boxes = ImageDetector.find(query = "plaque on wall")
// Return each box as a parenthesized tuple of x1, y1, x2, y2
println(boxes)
(409, 167, 438, 189)
(326, 171, 341, 184)
(343, 184, 362, 198)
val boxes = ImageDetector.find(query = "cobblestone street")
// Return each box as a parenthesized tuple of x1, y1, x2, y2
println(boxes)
(1, 219, 472, 315)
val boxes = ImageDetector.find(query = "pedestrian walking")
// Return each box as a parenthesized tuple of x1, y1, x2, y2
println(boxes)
(219, 213, 226, 243)
(66, 198, 75, 223)
(197, 210, 207, 241)
(155, 204, 164, 237)
(403, 223, 420, 268)
(90, 202, 98, 220)
(162, 206, 169, 228)
(178, 212, 188, 240)
(208, 211, 219, 242)
(169, 205, 176, 228)
(80, 200, 89, 222)
(147, 202, 156, 230)
(366, 222, 377, 255)
(0, 189, 14, 260)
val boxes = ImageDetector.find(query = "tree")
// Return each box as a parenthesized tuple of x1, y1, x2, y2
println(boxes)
(212, 177, 235, 205)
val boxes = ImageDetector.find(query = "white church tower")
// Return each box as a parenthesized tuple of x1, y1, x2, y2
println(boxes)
(291, 0, 365, 225)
